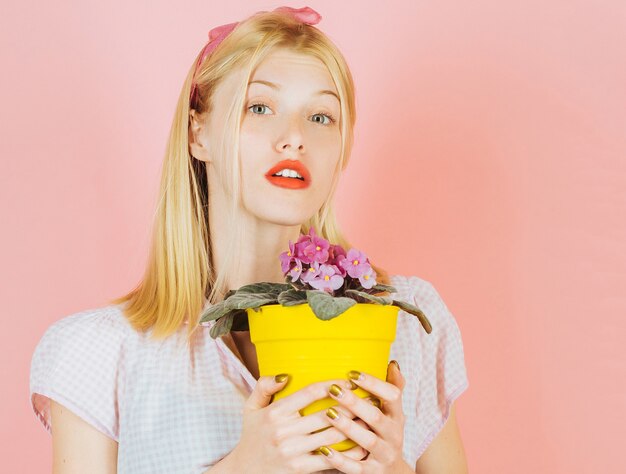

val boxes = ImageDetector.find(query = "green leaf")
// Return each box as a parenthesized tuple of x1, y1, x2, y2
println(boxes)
(209, 312, 235, 339)
(236, 282, 292, 295)
(392, 299, 433, 334)
(306, 290, 356, 321)
(345, 289, 393, 305)
(224, 292, 277, 310)
(340, 290, 369, 303)
(200, 302, 232, 323)
(200, 287, 281, 324)
(277, 289, 308, 306)
(371, 283, 397, 293)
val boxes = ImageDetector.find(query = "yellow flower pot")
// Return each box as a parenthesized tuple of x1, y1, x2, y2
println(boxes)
(247, 302, 399, 452)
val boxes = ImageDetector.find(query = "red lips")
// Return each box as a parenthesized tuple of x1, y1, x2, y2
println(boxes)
(265, 159, 312, 189)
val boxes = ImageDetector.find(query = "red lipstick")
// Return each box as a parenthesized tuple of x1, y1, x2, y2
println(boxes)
(265, 159, 311, 189)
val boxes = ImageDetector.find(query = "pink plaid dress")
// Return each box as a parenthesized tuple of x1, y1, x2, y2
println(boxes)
(30, 274, 469, 473)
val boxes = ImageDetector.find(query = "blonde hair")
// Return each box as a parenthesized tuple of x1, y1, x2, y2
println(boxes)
(109, 10, 390, 342)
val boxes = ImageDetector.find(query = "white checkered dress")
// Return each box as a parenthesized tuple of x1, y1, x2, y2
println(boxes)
(30, 274, 469, 473)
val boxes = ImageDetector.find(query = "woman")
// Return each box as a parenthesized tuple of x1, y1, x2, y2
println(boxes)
(30, 6, 469, 473)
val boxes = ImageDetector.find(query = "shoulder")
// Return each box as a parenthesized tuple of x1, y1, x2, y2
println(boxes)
(38, 303, 132, 341)
(389, 274, 434, 301)
(389, 273, 444, 305)
(31, 303, 135, 370)
(31, 302, 135, 388)
(389, 273, 460, 335)
(388, 273, 468, 390)
(30, 303, 134, 440)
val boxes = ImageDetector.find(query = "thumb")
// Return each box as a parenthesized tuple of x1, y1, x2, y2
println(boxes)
(386, 360, 406, 390)
(245, 374, 290, 410)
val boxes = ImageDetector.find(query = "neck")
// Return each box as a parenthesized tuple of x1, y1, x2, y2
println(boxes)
(207, 178, 303, 293)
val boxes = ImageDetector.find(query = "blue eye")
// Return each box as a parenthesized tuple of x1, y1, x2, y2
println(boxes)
(249, 103, 272, 115)
(311, 113, 336, 125)
(248, 102, 337, 125)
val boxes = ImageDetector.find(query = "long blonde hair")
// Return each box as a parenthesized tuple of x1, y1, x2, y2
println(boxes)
(109, 10, 390, 342)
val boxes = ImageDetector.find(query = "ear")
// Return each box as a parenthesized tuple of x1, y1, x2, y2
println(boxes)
(188, 109, 212, 163)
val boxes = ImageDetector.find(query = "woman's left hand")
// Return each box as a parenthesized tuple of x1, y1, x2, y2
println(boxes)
(318, 360, 414, 473)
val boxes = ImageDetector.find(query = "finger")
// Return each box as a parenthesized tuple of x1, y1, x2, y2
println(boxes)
(316, 445, 370, 474)
(270, 378, 354, 417)
(286, 424, 354, 456)
(290, 410, 368, 454)
(245, 374, 290, 411)
(301, 443, 366, 473)
(328, 384, 394, 438)
(324, 392, 393, 461)
(275, 403, 357, 440)
(310, 421, 370, 467)
(386, 359, 406, 391)
(299, 449, 350, 474)
(338, 444, 369, 461)
(289, 412, 367, 456)
(347, 368, 404, 420)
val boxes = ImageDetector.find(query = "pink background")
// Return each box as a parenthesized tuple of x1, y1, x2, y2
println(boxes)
(2, 1, 624, 472)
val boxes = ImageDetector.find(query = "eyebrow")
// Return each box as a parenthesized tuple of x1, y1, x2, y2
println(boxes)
(248, 79, 340, 102)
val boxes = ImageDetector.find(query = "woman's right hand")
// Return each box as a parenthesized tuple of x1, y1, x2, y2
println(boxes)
(228, 374, 370, 474)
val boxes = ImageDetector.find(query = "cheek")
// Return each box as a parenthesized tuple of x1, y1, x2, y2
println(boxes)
(238, 123, 267, 168)
(308, 126, 341, 157)
(239, 121, 261, 148)
(320, 131, 342, 169)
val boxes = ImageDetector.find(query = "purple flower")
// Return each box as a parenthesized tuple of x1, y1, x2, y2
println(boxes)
(333, 255, 347, 277)
(299, 229, 330, 264)
(339, 248, 371, 278)
(308, 264, 345, 292)
(295, 233, 313, 264)
(358, 265, 377, 289)
(288, 258, 303, 282)
(300, 261, 321, 282)
(327, 244, 347, 276)
(279, 240, 297, 274)
(328, 243, 346, 263)
(277, 228, 380, 293)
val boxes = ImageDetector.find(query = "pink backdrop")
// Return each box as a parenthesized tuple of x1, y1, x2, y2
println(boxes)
(2, 1, 624, 472)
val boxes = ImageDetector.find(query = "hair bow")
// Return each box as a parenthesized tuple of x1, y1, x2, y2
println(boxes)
(190, 6, 322, 105)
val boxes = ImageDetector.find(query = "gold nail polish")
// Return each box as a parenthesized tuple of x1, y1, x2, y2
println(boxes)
(347, 379, 358, 390)
(318, 446, 333, 457)
(329, 383, 344, 398)
(347, 370, 363, 381)
(326, 407, 339, 420)
(274, 373, 289, 383)
(390, 360, 401, 372)
(368, 397, 382, 409)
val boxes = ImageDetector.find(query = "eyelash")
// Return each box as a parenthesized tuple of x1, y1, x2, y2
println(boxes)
(247, 102, 337, 126)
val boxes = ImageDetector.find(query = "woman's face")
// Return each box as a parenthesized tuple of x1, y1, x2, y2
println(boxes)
(202, 48, 343, 226)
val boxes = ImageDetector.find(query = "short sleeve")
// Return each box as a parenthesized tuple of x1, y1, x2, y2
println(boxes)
(406, 276, 469, 461)
(29, 306, 128, 441)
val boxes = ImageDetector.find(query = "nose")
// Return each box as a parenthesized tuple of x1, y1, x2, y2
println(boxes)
(275, 115, 305, 154)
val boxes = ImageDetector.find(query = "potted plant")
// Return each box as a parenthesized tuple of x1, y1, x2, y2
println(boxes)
(200, 227, 432, 451)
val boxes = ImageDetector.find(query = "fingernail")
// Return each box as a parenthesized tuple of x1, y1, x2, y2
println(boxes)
(329, 383, 344, 398)
(368, 397, 382, 409)
(347, 379, 358, 390)
(326, 407, 339, 420)
(274, 373, 289, 383)
(390, 360, 401, 372)
(347, 370, 363, 381)
(318, 446, 333, 457)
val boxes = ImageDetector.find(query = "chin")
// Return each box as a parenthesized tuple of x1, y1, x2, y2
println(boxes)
(244, 203, 314, 225)
(255, 212, 312, 227)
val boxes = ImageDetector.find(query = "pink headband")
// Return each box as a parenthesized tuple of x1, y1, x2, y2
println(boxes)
(189, 6, 322, 106)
